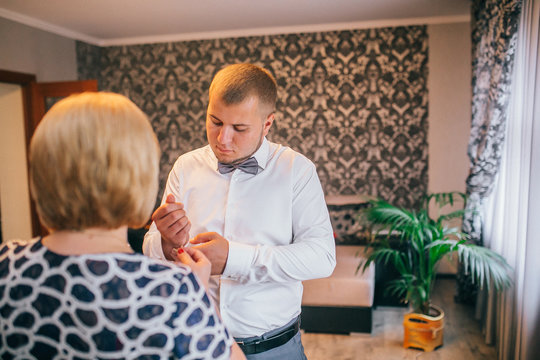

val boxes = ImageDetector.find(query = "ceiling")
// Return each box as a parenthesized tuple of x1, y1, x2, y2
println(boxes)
(0, 0, 470, 46)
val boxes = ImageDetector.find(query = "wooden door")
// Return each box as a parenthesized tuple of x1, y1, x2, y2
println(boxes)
(29, 80, 98, 145)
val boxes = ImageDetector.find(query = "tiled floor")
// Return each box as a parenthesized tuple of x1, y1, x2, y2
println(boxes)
(301, 278, 496, 360)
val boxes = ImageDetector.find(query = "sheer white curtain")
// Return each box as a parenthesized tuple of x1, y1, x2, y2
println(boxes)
(481, 0, 540, 359)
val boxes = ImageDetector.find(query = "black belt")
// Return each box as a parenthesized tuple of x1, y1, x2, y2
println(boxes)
(236, 320, 300, 355)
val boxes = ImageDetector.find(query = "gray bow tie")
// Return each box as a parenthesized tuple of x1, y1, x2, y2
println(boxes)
(218, 157, 259, 175)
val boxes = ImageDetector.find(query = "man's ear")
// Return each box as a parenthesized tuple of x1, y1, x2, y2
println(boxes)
(263, 113, 275, 136)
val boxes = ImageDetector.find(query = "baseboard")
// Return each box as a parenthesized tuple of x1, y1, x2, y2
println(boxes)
(436, 273, 457, 279)
(300, 305, 372, 334)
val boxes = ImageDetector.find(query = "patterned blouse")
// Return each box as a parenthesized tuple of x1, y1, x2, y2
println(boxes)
(0, 238, 232, 359)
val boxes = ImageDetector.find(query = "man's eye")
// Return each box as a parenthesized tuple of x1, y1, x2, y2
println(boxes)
(234, 126, 247, 132)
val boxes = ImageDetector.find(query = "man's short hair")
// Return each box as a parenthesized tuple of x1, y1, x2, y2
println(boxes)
(29, 92, 160, 231)
(209, 63, 277, 116)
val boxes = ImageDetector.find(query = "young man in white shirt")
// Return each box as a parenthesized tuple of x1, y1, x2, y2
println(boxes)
(143, 63, 336, 359)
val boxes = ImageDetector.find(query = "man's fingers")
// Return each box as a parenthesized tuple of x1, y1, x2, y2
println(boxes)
(166, 215, 189, 234)
(152, 204, 184, 222)
(166, 194, 176, 203)
(185, 247, 209, 263)
(153, 208, 187, 230)
(164, 221, 190, 246)
(151, 195, 184, 222)
(190, 232, 218, 244)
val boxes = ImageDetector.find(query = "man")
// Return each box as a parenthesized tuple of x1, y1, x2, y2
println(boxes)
(143, 63, 336, 359)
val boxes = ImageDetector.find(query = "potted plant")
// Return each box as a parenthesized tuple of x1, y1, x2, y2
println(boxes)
(358, 192, 512, 351)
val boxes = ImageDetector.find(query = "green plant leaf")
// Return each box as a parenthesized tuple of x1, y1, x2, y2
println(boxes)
(357, 191, 512, 315)
(457, 244, 513, 290)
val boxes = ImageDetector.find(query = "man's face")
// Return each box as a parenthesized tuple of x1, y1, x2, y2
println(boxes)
(206, 95, 274, 164)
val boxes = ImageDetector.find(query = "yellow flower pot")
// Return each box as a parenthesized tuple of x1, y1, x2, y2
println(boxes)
(403, 304, 444, 352)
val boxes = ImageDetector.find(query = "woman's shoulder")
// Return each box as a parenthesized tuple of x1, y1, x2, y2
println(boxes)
(0, 237, 42, 257)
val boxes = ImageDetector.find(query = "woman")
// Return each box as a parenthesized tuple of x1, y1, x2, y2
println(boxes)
(0, 92, 245, 359)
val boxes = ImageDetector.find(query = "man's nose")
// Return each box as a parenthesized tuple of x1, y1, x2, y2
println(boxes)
(217, 126, 233, 144)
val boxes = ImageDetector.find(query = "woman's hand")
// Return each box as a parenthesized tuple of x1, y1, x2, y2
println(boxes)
(171, 247, 211, 289)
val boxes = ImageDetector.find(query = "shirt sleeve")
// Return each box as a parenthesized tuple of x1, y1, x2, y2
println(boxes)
(223, 158, 336, 284)
(142, 161, 185, 260)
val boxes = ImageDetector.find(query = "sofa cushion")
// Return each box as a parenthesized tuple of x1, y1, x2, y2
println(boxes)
(302, 245, 375, 307)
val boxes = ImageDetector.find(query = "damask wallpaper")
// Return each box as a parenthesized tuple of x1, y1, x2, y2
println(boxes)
(76, 26, 428, 209)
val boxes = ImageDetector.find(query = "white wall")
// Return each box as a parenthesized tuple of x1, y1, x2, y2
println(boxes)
(0, 17, 79, 241)
(427, 22, 472, 273)
(0, 17, 78, 81)
(0, 83, 33, 241)
(428, 22, 471, 195)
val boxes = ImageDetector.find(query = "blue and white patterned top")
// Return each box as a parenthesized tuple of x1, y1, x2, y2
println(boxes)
(0, 238, 233, 359)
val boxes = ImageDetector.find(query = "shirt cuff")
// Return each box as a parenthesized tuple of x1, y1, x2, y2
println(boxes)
(142, 231, 167, 260)
(223, 241, 255, 279)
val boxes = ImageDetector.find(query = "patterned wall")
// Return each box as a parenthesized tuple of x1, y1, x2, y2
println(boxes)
(77, 26, 428, 209)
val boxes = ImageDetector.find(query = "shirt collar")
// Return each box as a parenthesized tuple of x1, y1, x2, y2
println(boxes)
(252, 137, 269, 171)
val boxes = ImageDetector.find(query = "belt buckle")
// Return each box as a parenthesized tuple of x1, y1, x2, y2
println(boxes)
(237, 338, 262, 355)
(237, 338, 261, 346)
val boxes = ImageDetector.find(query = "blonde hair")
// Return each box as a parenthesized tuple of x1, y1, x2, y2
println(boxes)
(209, 63, 277, 116)
(29, 92, 160, 231)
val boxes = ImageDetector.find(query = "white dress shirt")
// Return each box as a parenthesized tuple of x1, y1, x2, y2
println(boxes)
(143, 138, 336, 337)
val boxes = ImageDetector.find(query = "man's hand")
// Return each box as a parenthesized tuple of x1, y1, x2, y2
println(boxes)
(190, 232, 229, 275)
(152, 194, 191, 260)
(171, 247, 211, 290)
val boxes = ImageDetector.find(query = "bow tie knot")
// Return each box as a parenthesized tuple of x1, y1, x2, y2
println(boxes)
(218, 157, 259, 175)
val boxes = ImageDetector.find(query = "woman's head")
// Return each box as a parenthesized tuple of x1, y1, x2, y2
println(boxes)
(29, 92, 160, 231)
